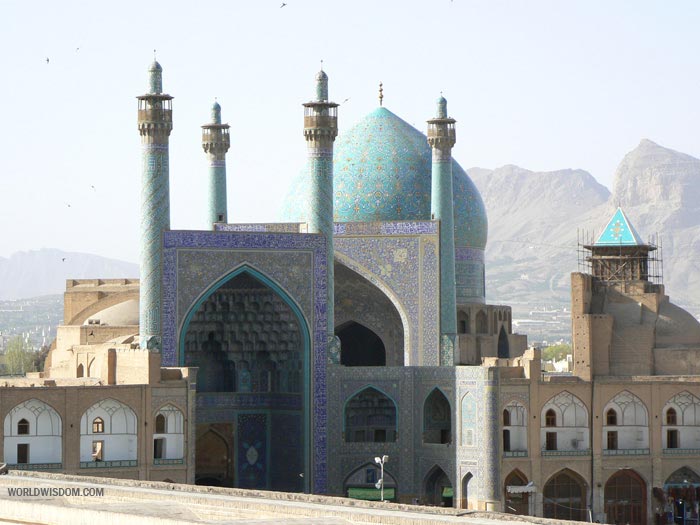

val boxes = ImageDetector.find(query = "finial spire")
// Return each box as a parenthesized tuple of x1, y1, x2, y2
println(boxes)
(315, 64, 328, 101)
(436, 93, 448, 118)
(211, 99, 222, 124)
(148, 55, 163, 94)
(379, 82, 383, 107)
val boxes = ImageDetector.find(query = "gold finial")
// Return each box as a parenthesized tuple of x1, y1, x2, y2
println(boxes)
(379, 81, 384, 106)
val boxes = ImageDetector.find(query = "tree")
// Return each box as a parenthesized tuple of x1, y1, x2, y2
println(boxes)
(542, 343, 571, 362)
(4, 336, 36, 375)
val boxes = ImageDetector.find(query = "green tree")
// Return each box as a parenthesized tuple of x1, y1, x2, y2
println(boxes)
(4, 336, 36, 375)
(542, 343, 571, 362)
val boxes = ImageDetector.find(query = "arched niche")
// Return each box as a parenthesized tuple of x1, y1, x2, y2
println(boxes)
(334, 262, 405, 366)
(344, 387, 397, 442)
(504, 469, 530, 516)
(3, 399, 62, 465)
(497, 326, 509, 358)
(79, 398, 137, 463)
(424, 388, 451, 444)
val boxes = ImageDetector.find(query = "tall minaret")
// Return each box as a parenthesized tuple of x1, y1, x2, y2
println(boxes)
(201, 101, 230, 225)
(137, 60, 173, 350)
(427, 95, 457, 365)
(303, 69, 338, 360)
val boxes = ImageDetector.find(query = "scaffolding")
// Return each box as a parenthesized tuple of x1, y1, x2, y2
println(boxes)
(576, 228, 663, 286)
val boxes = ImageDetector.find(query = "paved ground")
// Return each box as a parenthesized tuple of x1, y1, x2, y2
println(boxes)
(0, 472, 582, 525)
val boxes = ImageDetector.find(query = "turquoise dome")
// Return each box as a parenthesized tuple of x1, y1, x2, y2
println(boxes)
(282, 106, 488, 250)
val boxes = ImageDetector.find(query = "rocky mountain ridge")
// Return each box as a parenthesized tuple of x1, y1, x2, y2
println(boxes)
(472, 139, 700, 319)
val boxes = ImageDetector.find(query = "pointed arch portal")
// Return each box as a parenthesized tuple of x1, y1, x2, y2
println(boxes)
(179, 265, 310, 493)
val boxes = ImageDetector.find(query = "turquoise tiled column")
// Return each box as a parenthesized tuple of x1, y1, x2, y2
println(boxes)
(428, 96, 458, 365)
(137, 61, 173, 350)
(202, 101, 231, 226)
(303, 70, 338, 362)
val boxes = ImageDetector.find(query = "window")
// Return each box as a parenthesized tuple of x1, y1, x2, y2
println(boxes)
(666, 408, 677, 425)
(155, 414, 166, 434)
(92, 441, 103, 461)
(607, 431, 618, 450)
(154, 438, 165, 459)
(503, 409, 511, 427)
(503, 429, 511, 452)
(546, 432, 557, 451)
(17, 444, 29, 464)
(92, 417, 104, 433)
(17, 419, 29, 435)
(606, 409, 617, 425)
(545, 409, 557, 427)
(667, 429, 679, 449)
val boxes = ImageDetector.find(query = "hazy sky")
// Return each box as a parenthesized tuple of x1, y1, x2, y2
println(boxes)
(1, 1, 698, 262)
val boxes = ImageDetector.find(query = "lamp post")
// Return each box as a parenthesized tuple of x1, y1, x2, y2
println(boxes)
(374, 455, 389, 502)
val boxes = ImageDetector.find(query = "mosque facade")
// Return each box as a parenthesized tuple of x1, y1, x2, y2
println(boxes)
(1, 62, 700, 525)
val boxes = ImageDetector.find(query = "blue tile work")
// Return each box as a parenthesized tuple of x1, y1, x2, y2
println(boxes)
(161, 229, 328, 493)
(237, 413, 267, 489)
(455, 247, 485, 305)
(216, 223, 303, 233)
(280, 106, 488, 294)
(140, 143, 170, 349)
(334, 231, 440, 366)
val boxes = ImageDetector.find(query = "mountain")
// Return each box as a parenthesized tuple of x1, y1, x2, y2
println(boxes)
(472, 139, 700, 324)
(0, 249, 138, 300)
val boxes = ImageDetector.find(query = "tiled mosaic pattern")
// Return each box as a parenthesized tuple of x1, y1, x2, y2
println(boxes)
(280, 107, 487, 248)
(161, 230, 328, 493)
(140, 143, 170, 349)
(334, 231, 439, 366)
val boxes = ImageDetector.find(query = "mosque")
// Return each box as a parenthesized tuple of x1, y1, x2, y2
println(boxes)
(1, 62, 700, 525)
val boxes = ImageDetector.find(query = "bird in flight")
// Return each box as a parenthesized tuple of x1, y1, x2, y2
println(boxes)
(280, 2, 287, 7)
(90, 185, 96, 191)
(343, 98, 351, 103)
(45, 58, 49, 64)
(61, 258, 66, 262)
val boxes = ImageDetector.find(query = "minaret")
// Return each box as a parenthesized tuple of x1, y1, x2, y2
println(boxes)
(201, 101, 231, 225)
(303, 69, 338, 361)
(427, 95, 457, 365)
(137, 60, 173, 350)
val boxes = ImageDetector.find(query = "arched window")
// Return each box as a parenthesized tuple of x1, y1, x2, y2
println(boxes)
(458, 311, 470, 334)
(503, 409, 511, 426)
(155, 414, 166, 434)
(497, 326, 509, 358)
(545, 409, 557, 427)
(606, 409, 617, 425)
(344, 387, 397, 443)
(17, 418, 29, 435)
(77, 364, 84, 378)
(92, 417, 104, 433)
(504, 470, 530, 516)
(424, 389, 451, 444)
(666, 408, 677, 425)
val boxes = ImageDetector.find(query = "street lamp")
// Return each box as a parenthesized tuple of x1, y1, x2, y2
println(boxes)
(374, 455, 389, 502)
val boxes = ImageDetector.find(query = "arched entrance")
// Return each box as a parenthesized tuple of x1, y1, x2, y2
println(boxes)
(344, 463, 398, 502)
(180, 266, 310, 492)
(543, 469, 587, 521)
(461, 472, 473, 509)
(604, 469, 646, 525)
(424, 466, 452, 507)
(504, 470, 530, 516)
(337, 322, 386, 366)
(664, 467, 700, 524)
(195, 428, 230, 486)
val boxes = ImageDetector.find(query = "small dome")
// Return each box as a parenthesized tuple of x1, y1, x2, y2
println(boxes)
(315, 69, 328, 82)
(149, 60, 162, 72)
(281, 106, 487, 250)
(656, 301, 700, 347)
(210, 100, 222, 124)
(436, 95, 448, 118)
